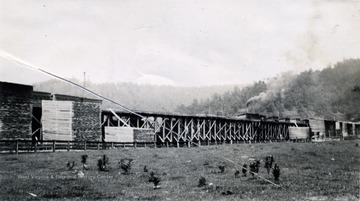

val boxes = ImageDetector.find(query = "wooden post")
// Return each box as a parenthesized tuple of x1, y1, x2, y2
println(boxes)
(16, 140, 19, 155)
(52, 140, 55, 152)
(134, 142, 137, 148)
(34, 143, 37, 153)
(67, 141, 70, 152)
(111, 142, 114, 149)
(97, 142, 100, 150)
(84, 141, 87, 151)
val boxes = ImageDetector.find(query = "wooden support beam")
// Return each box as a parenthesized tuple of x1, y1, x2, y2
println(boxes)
(108, 108, 130, 127)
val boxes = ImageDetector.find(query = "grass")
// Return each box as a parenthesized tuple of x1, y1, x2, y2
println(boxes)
(0, 140, 359, 200)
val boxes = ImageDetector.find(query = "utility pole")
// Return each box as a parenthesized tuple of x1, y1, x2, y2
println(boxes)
(82, 72, 86, 98)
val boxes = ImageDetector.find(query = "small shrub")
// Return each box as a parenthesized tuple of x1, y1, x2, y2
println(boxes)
(218, 165, 225, 173)
(149, 171, 156, 182)
(273, 164, 280, 182)
(119, 158, 133, 174)
(249, 162, 256, 177)
(81, 155, 89, 170)
(149, 171, 161, 188)
(67, 161, 75, 171)
(264, 155, 275, 174)
(198, 177, 207, 187)
(221, 190, 233, 195)
(249, 160, 260, 177)
(97, 155, 109, 171)
(81, 155, 88, 164)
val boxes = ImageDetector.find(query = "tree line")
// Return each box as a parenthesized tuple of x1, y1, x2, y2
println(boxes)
(34, 79, 241, 113)
(34, 58, 360, 121)
(176, 59, 360, 121)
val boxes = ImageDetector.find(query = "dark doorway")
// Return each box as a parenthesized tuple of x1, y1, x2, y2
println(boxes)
(32, 107, 42, 141)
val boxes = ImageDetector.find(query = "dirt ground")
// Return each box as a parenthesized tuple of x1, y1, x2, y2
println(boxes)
(0, 140, 359, 200)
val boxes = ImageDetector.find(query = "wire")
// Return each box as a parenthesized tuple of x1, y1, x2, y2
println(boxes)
(0, 50, 146, 119)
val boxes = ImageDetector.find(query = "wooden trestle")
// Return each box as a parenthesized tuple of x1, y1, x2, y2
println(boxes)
(101, 110, 305, 146)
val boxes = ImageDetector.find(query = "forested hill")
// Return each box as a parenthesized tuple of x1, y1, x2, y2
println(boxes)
(176, 59, 360, 121)
(33, 80, 242, 113)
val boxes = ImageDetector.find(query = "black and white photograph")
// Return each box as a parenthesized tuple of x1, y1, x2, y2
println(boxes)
(0, 0, 359, 200)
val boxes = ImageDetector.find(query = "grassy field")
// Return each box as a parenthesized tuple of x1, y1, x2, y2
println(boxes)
(0, 140, 359, 201)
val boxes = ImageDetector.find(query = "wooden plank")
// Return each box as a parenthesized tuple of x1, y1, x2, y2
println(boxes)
(42, 100, 73, 141)
(105, 127, 134, 142)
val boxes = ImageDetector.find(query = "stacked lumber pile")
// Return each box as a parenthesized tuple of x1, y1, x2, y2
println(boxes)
(133, 129, 155, 143)
(72, 101, 102, 141)
(0, 82, 33, 139)
(42, 100, 73, 141)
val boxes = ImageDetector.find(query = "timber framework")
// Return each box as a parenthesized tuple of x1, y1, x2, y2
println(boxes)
(101, 110, 303, 146)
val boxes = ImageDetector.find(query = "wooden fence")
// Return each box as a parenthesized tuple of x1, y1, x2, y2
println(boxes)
(0, 140, 157, 154)
(0, 139, 289, 154)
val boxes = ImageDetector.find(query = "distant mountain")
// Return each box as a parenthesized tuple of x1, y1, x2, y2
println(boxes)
(34, 58, 360, 121)
(33, 80, 243, 113)
(176, 59, 360, 121)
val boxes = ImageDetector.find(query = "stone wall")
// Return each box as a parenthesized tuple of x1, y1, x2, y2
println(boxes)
(0, 82, 33, 139)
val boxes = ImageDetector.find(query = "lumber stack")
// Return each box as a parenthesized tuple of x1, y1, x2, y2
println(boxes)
(134, 128, 155, 143)
(0, 82, 33, 139)
(72, 101, 102, 141)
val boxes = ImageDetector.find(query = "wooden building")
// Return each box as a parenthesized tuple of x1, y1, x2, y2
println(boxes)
(0, 82, 102, 141)
(36, 93, 102, 141)
(308, 118, 337, 139)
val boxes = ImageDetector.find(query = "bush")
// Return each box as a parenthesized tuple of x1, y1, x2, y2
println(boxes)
(97, 155, 109, 171)
(119, 158, 133, 174)
(67, 161, 75, 171)
(149, 171, 161, 188)
(81, 155, 88, 164)
(198, 177, 207, 187)
(218, 165, 225, 173)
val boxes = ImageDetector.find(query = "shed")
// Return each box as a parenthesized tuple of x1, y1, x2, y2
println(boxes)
(308, 118, 336, 139)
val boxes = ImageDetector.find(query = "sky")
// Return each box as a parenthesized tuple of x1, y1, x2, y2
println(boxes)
(0, 0, 359, 86)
